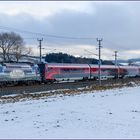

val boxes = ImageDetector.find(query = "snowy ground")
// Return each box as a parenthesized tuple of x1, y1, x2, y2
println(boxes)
(1, 85, 140, 139)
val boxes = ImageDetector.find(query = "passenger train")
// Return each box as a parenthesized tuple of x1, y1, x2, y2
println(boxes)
(38, 63, 140, 83)
(0, 62, 139, 86)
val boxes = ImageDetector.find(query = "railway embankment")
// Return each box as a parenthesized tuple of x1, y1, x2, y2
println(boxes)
(0, 77, 140, 104)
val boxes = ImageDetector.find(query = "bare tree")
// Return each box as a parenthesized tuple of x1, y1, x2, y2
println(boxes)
(0, 32, 30, 62)
(10, 45, 32, 62)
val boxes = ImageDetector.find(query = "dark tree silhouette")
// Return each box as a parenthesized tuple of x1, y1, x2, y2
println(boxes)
(45, 52, 114, 65)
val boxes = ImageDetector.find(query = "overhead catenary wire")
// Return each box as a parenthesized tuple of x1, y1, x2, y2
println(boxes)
(0, 25, 138, 61)
(103, 39, 131, 51)
(0, 25, 132, 53)
(0, 25, 97, 40)
(0, 25, 138, 53)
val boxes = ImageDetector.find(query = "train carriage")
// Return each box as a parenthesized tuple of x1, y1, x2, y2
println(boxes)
(118, 65, 139, 78)
(38, 63, 91, 82)
(90, 65, 118, 80)
(38, 62, 140, 83)
(38, 63, 119, 82)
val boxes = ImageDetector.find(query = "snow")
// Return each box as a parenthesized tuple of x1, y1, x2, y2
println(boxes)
(1, 86, 140, 138)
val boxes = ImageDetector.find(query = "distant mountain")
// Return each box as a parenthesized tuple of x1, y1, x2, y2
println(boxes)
(128, 58, 140, 62)
(112, 58, 140, 66)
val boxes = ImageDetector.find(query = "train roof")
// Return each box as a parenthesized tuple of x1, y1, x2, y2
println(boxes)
(46, 63, 89, 68)
(2, 63, 32, 68)
(44, 63, 140, 69)
(45, 63, 117, 68)
(119, 65, 139, 68)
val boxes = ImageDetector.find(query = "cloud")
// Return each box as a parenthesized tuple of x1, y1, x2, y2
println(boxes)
(0, 1, 140, 60)
(0, 1, 92, 19)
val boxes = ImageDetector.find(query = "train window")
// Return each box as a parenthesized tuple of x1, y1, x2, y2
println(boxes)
(24, 69, 32, 73)
(48, 68, 53, 71)
(61, 68, 84, 73)
(61, 69, 70, 72)
(32, 65, 40, 73)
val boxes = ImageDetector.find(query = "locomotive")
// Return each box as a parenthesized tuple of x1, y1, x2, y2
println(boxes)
(0, 62, 40, 86)
(0, 62, 140, 86)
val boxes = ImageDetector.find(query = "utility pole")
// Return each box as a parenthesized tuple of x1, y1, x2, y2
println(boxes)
(114, 51, 119, 79)
(97, 38, 103, 86)
(114, 51, 118, 66)
(37, 38, 43, 63)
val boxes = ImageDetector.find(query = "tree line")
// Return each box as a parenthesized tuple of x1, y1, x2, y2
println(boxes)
(44, 52, 114, 65)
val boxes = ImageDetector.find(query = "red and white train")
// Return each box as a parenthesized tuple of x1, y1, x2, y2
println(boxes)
(0, 62, 139, 86)
(38, 63, 140, 83)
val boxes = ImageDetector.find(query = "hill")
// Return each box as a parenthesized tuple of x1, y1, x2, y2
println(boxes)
(44, 53, 114, 65)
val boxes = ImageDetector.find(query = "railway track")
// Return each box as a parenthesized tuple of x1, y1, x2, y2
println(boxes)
(0, 77, 140, 96)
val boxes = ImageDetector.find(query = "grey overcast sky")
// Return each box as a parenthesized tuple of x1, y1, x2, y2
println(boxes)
(0, 1, 140, 60)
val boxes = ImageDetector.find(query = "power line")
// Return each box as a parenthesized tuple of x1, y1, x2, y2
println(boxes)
(103, 39, 131, 51)
(23, 38, 37, 40)
(0, 25, 96, 40)
(84, 49, 98, 56)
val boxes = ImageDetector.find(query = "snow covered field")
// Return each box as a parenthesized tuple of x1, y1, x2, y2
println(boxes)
(1, 85, 140, 139)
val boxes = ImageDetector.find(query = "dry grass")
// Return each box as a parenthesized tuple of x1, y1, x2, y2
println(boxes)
(0, 81, 139, 104)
